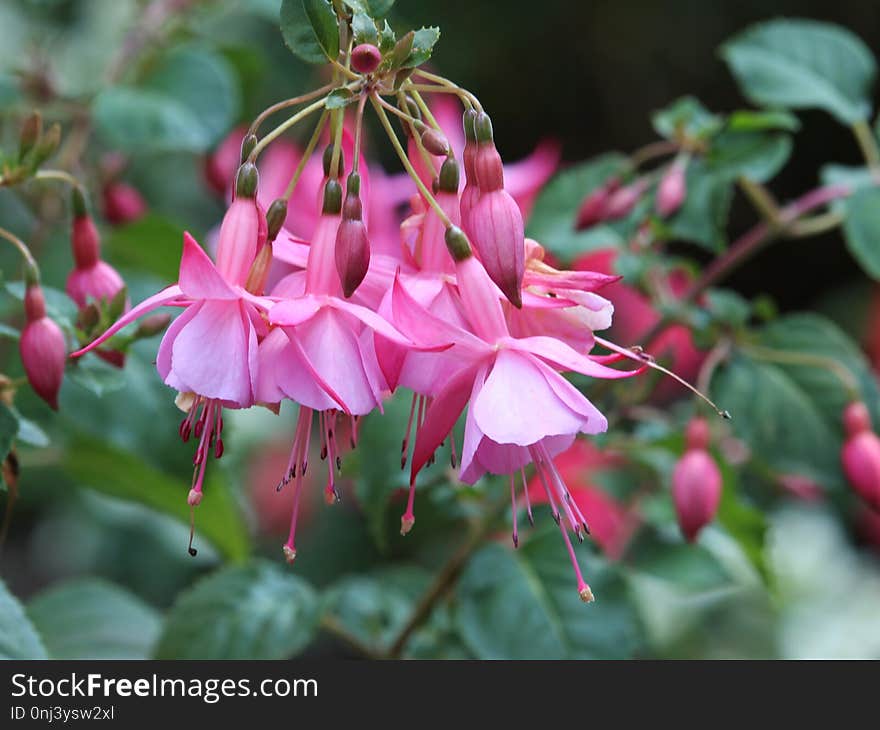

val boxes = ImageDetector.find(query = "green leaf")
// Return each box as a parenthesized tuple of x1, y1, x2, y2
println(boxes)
(455, 527, 643, 659)
(727, 109, 801, 132)
(325, 87, 356, 109)
(707, 130, 792, 182)
(378, 20, 395, 53)
(666, 160, 733, 251)
(351, 12, 378, 46)
(403, 27, 441, 68)
(27, 579, 161, 659)
(626, 529, 732, 592)
(322, 566, 430, 650)
(721, 19, 877, 125)
(0, 578, 47, 659)
(366, 0, 395, 15)
(716, 462, 769, 581)
(94, 47, 238, 154)
(64, 433, 251, 562)
(821, 163, 876, 193)
(155, 561, 319, 659)
(302, 0, 340, 61)
(280, 0, 326, 64)
(711, 350, 840, 485)
(652, 96, 723, 141)
(0, 402, 19, 473)
(526, 153, 628, 261)
(842, 186, 880, 280)
(104, 213, 185, 282)
(67, 357, 127, 397)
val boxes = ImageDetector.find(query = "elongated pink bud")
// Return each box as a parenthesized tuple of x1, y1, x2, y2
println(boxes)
(71, 214, 100, 269)
(21, 284, 66, 410)
(575, 178, 619, 230)
(460, 109, 479, 235)
(842, 401, 880, 510)
(469, 189, 525, 308)
(351, 43, 382, 74)
(672, 418, 722, 542)
(335, 174, 370, 298)
(67, 197, 127, 310)
(603, 178, 648, 220)
(215, 163, 262, 286)
(655, 159, 687, 217)
(102, 181, 147, 225)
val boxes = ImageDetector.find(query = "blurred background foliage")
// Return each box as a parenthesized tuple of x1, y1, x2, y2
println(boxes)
(1, 0, 880, 660)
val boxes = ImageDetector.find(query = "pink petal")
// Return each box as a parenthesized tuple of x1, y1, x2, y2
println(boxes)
(509, 335, 645, 379)
(169, 299, 254, 406)
(70, 284, 184, 357)
(179, 232, 238, 300)
(472, 349, 587, 445)
(268, 296, 323, 327)
(157, 303, 200, 385)
(329, 298, 414, 348)
(272, 231, 311, 268)
(534, 358, 608, 434)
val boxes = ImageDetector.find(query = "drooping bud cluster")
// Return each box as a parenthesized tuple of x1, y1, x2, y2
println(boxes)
(672, 418, 722, 542)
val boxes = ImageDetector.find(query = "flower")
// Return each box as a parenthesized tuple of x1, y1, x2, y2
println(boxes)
(671, 418, 722, 542)
(102, 181, 147, 225)
(20, 283, 66, 410)
(66, 209, 126, 310)
(655, 158, 687, 217)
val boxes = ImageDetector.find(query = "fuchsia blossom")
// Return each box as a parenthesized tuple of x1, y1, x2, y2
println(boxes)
(672, 418, 722, 542)
(21, 283, 66, 411)
(841, 401, 880, 511)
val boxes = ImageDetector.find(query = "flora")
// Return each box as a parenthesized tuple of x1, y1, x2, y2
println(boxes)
(2, 3, 880, 661)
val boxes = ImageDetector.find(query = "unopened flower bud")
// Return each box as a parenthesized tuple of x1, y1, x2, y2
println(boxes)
(235, 162, 259, 199)
(20, 284, 66, 410)
(461, 109, 480, 233)
(351, 43, 382, 74)
(575, 178, 620, 230)
(29, 122, 60, 168)
(421, 128, 450, 157)
(603, 178, 648, 220)
(672, 418, 722, 542)
(842, 401, 880, 510)
(102, 182, 147, 225)
(469, 189, 525, 308)
(335, 177, 371, 298)
(266, 199, 288, 242)
(656, 159, 688, 217)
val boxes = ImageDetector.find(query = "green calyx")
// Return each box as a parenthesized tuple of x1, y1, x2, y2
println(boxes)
(463, 109, 478, 142)
(475, 112, 494, 143)
(437, 157, 460, 193)
(346, 171, 361, 197)
(235, 162, 259, 198)
(240, 134, 257, 163)
(444, 225, 472, 261)
(323, 143, 345, 178)
(266, 199, 288, 241)
(322, 179, 343, 215)
(71, 186, 89, 218)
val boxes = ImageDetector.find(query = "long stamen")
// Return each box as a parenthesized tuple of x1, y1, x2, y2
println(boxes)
(521, 468, 534, 526)
(510, 473, 519, 548)
(401, 392, 419, 469)
(529, 447, 560, 524)
(594, 335, 731, 419)
(556, 514, 594, 603)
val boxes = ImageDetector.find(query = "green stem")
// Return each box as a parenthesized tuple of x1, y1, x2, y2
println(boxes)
(329, 107, 345, 180)
(407, 88, 442, 132)
(370, 95, 452, 227)
(247, 84, 335, 136)
(283, 112, 328, 202)
(33, 169, 82, 190)
(738, 177, 781, 226)
(852, 120, 880, 169)
(352, 95, 367, 174)
(409, 70, 482, 110)
(250, 97, 329, 161)
(0, 226, 39, 279)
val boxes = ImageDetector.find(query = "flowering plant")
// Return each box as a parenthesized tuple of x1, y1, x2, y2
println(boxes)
(1, 1, 880, 660)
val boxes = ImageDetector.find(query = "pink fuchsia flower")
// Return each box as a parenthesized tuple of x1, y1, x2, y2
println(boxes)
(671, 418, 722, 542)
(576, 177, 621, 230)
(102, 181, 147, 225)
(655, 158, 688, 217)
(841, 401, 880, 511)
(73, 168, 270, 525)
(388, 239, 644, 600)
(527, 440, 639, 560)
(21, 283, 66, 410)
(602, 178, 649, 220)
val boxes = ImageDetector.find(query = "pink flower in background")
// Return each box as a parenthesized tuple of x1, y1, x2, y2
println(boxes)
(102, 181, 147, 225)
(841, 401, 880, 511)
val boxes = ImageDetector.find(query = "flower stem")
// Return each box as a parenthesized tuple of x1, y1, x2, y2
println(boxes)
(250, 97, 330, 161)
(406, 88, 442, 132)
(33, 169, 82, 191)
(283, 111, 328, 203)
(0, 226, 39, 280)
(852, 120, 880, 169)
(247, 84, 336, 136)
(410, 69, 482, 111)
(370, 95, 453, 228)
(352, 95, 368, 175)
